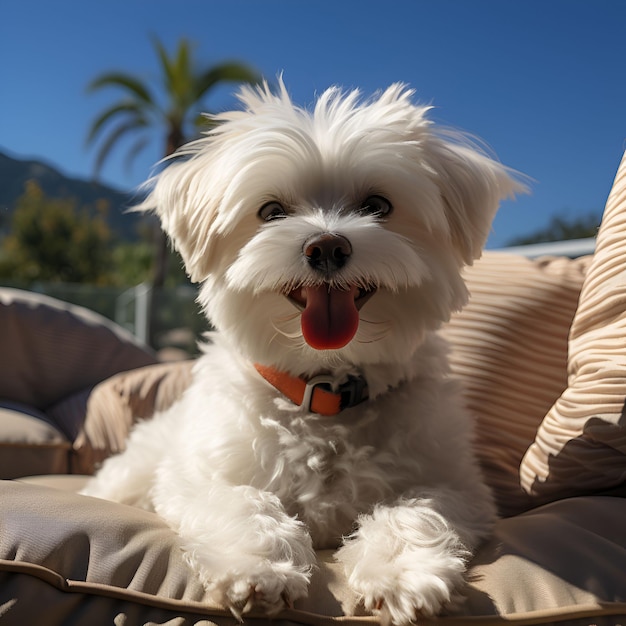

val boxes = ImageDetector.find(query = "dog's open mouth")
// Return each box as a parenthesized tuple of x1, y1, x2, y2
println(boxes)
(286, 284, 376, 350)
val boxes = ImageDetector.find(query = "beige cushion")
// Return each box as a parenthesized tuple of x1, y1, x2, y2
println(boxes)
(2, 478, 625, 625)
(72, 360, 194, 474)
(0, 288, 159, 478)
(440, 252, 590, 516)
(0, 288, 157, 410)
(0, 404, 70, 478)
(521, 150, 626, 502)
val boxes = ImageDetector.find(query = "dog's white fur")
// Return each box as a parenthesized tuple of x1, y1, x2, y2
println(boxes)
(82, 80, 524, 624)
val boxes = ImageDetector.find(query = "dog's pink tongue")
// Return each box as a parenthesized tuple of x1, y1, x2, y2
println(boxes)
(301, 285, 360, 350)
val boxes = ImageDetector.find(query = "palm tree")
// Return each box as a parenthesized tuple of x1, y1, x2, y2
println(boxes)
(86, 36, 259, 286)
(87, 38, 260, 175)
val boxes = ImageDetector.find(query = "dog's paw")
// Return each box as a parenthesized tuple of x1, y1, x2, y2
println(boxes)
(204, 560, 312, 620)
(335, 504, 470, 625)
(170, 485, 316, 620)
(340, 558, 465, 625)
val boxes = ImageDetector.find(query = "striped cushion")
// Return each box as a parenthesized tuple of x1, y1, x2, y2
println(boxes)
(441, 252, 589, 516)
(520, 150, 626, 502)
(72, 361, 194, 474)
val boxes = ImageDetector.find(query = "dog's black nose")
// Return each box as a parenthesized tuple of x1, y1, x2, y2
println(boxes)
(304, 234, 352, 273)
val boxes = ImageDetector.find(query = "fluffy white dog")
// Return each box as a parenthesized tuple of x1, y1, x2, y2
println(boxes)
(82, 80, 524, 624)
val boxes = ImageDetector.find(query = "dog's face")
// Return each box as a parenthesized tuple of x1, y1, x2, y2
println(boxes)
(143, 81, 523, 374)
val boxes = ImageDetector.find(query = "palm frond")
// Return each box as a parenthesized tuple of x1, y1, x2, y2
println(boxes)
(87, 72, 154, 104)
(152, 35, 175, 93)
(152, 37, 195, 119)
(194, 62, 261, 101)
(87, 37, 260, 179)
(85, 102, 148, 146)
(174, 39, 192, 92)
(92, 118, 149, 177)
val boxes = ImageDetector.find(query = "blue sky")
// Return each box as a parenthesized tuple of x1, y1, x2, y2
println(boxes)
(2, 0, 625, 247)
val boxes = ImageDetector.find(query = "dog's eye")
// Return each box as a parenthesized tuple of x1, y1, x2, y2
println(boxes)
(258, 201, 288, 222)
(359, 195, 393, 218)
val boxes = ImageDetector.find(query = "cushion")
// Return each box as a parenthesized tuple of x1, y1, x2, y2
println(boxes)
(0, 288, 158, 410)
(0, 289, 160, 478)
(0, 403, 70, 478)
(1, 478, 625, 625)
(72, 360, 194, 474)
(440, 252, 590, 516)
(520, 150, 626, 503)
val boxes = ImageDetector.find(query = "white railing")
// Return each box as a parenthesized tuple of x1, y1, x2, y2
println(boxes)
(492, 237, 596, 259)
(115, 283, 152, 344)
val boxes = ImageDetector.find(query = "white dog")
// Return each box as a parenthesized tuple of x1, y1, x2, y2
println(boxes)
(82, 80, 524, 625)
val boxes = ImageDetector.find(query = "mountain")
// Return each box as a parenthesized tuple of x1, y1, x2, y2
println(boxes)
(0, 150, 146, 241)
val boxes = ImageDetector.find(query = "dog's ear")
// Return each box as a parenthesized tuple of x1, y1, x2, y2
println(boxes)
(134, 81, 294, 284)
(425, 133, 527, 264)
(136, 157, 223, 283)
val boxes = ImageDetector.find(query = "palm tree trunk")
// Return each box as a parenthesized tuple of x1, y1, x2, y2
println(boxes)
(152, 227, 170, 288)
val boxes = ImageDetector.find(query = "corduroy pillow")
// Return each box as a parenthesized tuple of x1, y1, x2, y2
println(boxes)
(440, 252, 590, 516)
(520, 150, 626, 502)
(72, 360, 194, 474)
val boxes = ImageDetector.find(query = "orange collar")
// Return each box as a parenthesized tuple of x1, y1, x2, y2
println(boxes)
(254, 364, 369, 416)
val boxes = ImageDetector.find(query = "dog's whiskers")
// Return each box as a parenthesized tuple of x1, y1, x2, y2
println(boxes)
(270, 317, 306, 348)
(357, 318, 391, 344)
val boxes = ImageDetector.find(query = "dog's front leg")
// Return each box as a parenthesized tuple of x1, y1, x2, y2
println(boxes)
(153, 481, 316, 619)
(335, 489, 493, 625)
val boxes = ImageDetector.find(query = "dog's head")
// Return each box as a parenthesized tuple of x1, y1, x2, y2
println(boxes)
(140, 80, 525, 373)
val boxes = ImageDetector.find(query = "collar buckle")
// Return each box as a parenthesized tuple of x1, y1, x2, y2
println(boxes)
(301, 374, 336, 412)
(301, 374, 369, 413)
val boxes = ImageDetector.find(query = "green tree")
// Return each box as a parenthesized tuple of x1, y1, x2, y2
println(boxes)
(507, 212, 601, 246)
(110, 241, 154, 286)
(110, 240, 189, 287)
(0, 181, 113, 284)
(86, 36, 260, 287)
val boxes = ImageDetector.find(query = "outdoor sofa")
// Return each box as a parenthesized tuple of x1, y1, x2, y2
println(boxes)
(1, 151, 626, 625)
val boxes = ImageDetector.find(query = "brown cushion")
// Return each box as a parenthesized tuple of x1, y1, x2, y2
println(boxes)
(440, 252, 590, 516)
(0, 288, 158, 410)
(0, 288, 160, 478)
(521, 150, 626, 503)
(0, 404, 70, 478)
(2, 478, 625, 625)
